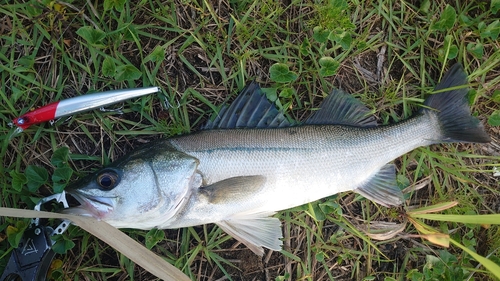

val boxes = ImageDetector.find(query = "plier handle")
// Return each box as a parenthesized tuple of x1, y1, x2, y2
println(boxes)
(1, 192, 70, 281)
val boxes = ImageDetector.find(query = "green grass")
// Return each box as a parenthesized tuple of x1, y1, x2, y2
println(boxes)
(1, 0, 499, 280)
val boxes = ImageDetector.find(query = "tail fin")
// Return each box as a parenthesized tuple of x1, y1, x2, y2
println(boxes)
(422, 64, 490, 143)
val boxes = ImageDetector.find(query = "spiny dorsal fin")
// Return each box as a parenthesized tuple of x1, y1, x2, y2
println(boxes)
(217, 214, 283, 256)
(203, 81, 290, 129)
(354, 164, 404, 207)
(305, 89, 377, 127)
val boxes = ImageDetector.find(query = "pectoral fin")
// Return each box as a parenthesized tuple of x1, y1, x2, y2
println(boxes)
(199, 176, 266, 204)
(355, 164, 404, 207)
(216, 214, 283, 256)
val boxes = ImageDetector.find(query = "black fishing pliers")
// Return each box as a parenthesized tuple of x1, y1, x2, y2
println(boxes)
(1, 192, 70, 281)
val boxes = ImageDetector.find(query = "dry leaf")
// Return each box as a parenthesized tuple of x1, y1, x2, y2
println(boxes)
(359, 220, 407, 240)
(420, 233, 450, 247)
(0, 207, 190, 281)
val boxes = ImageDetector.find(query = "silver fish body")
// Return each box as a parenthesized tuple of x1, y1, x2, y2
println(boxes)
(66, 64, 490, 255)
(164, 116, 438, 227)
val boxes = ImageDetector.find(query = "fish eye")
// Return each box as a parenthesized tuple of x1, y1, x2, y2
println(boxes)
(96, 171, 119, 190)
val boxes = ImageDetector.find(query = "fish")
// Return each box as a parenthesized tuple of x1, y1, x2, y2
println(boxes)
(64, 64, 490, 256)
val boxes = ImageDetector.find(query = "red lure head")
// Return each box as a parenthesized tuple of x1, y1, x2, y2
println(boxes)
(12, 101, 59, 130)
(12, 116, 32, 130)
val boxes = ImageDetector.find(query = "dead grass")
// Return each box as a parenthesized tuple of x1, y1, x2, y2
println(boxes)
(1, 0, 499, 280)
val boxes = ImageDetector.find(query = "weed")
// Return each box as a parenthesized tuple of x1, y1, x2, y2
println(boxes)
(1, 0, 499, 280)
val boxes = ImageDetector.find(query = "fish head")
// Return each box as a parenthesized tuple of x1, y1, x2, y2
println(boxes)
(65, 142, 200, 229)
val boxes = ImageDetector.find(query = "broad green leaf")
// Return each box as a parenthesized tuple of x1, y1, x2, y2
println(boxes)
(488, 110, 500, 126)
(318, 57, 340, 77)
(492, 90, 500, 103)
(319, 201, 342, 216)
(6, 221, 27, 248)
(480, 20, 500, 40)
(438, 35, 458, 61)
(26, 3, 43, 17)
(116, 64, 142, 82)
(51, 234, 76, 254)
(306, 202, 326, 221)
(261, 87, 278, 102)
(467, 42, 484, 58)
(300, 38, 311, 56)
(18, 55, 35, 68)
(9, 170, 27, 192)
(145, 229, 165, 249)
(459, 14, 473, 26)
(124, 26, 139, 42)
(492, 0, 500, 14)
(51, 147, 69, 168)
(275, 274, 291, 281)
(313, 26, 330, 43)
(25, 165, 48, 192)
(431, 5, 456, 31)
(330, 30, 352, 50)
(444, 34, 457, 56)
(331, 0, 348, 10)
(279, 87, 295, 99)
(406, 269, 424, 281)
(269, 63, 298, 83)
(447, 45, 458, 59)
(145, 46, 166, 63)
(339, 33, 352, 50)
(52, 167, 73, 193)
(450, 238, 500, 280)
(76, 26, 106, 46)
(424, 255, 447, 276)
(11, 86, 23, 102)
(419, 0, 430, 13)
(478, 21, 486, 32)
(104, 0, 127, 12)
(328, 29, 352, 50)
(397, 174, 410, 190)
(438, 250, 457, 264)
(315, 251, 325, 262)
(102, 56, 116, 77)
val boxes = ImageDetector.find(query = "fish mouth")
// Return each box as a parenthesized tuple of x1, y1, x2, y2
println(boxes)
(63, 191, 116, 219)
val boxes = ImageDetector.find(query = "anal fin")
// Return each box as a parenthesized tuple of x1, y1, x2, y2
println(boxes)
(216, 215, 283, 256)
(355, 164, 404, 207)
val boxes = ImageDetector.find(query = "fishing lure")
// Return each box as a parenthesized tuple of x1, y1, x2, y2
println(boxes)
(11, 87, 160, 130)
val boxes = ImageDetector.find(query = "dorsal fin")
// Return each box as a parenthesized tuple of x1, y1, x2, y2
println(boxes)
(305, 89, 377, 127)
(203, 81, 290, 129)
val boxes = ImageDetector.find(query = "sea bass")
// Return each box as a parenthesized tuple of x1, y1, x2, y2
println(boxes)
(65, 64, 490, 255)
